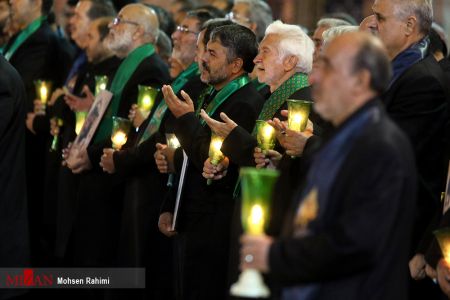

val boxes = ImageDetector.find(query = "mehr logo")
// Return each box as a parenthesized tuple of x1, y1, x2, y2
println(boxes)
(6, 269, 53, 287)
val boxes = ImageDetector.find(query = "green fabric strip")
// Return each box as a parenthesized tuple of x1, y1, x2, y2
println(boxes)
(4, 16, 46, 61)
(93, 43, 155, 144)
(199, 75, 251, 126)
(235, 73, 310, 198)
(138, 63, 200, 144)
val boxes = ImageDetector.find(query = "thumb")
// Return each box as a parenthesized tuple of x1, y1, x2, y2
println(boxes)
(83, 85, 94, 98)
(220, 112, 235, 125)
(200, 109, 213, 124)
(180, 90, 193, 105)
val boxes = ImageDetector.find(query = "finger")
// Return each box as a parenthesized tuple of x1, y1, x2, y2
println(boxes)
(180, 90, 194, 106)
(280, 110, 288, 118)
(219, 112, 235, 126)
(200, 109, 219, 130)
(82, 85, 94, 98)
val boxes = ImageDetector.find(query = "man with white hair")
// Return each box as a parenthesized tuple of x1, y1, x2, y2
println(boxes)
(369, 1, 448, 297)
(66, 3, 170, 268)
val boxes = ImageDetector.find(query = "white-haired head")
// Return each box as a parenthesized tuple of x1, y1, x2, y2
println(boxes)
(265, 20, 314, 73)
(322, 25, 359, 47)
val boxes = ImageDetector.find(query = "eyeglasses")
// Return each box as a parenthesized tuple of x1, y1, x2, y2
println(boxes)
(112, 17, 140, 27)
(226, 12, 251, 24)
(176, 25, 199, 35)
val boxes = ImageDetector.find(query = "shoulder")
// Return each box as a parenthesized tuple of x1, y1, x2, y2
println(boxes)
(289, 86, 312, 101)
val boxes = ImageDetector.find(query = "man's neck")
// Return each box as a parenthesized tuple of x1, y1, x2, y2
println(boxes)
(269, 69, 296, 93)
(389, 34, 425, 61)
(213, 70, 245, 90)
(19, 11, 42, 30)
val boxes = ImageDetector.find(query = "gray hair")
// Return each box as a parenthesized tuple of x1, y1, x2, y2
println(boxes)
(317, 17, 352, 29)
(234, 0, 273, 41)
(322, 25, 359, 46)
(392, 0, 433, 34)
(265, 20, 314, 74)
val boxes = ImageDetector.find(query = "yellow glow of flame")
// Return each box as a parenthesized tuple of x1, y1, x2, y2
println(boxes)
(263, 124, 274, 139)
(168, 136, 181, 149)
(40, 85, 48, 103)
(99, 83, 106, 91)
(141, 95, 152, 110)
(247, 204, 264, 235)
(211, 138, 223, 152)
(112, 131, 127, 150)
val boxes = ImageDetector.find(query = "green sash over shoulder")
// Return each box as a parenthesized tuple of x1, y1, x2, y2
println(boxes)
(199, 75, 250, 126)
(93, 43, 155, 144)
(3, 16, 46, 61)
(234, 72, 310, 198)
(251, 73, 309, 135)
(139, 62, 200, 143)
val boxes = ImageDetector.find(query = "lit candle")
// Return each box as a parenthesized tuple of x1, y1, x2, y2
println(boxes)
(207, 134, 225, 185)
(95, 76, 109, 96)
(166, 133, 181, 149)
(256, 120, 276, 151)
(287, 99, 313, 132)
(75, 111, 87, 135)
(137, 85, 158, 118)
(247, 204, 265, 235)
(111, 116, 131, 150)
(209, 135, 224, 165)
(434, 228, 450, 263)
(34, 80, 52, 114)
(111, 131, 127, 150)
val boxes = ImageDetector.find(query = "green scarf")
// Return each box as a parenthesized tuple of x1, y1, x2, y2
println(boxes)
(198, 75, 251, 126)
(4, 16, 46, 61)
(235, 72, 310, 198)
(257, 72, 309, 122)
(93, 43, 155, 144)
(139, 62, 200, 144)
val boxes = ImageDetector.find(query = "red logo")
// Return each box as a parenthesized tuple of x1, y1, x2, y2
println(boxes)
(6, 269, 53, 287)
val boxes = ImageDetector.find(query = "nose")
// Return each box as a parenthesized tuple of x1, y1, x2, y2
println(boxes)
(253, 53, 262, 64)
(360, 15, 378, 34)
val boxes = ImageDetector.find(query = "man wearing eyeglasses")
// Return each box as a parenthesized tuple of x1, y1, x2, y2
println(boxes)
(66, 3, 170, 271)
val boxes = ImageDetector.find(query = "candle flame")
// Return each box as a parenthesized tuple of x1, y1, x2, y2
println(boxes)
(263, 124, 274, 139)
(99, 83, 106, 91)
(112, 131, 127, 150)
(248, 204, 265, 235)
(168, 136, 180, 149)
(40, 85, 48, 103)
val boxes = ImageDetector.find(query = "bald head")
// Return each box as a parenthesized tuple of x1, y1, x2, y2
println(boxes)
(120, 4, 159, 42)
(106, 3, 160, 57)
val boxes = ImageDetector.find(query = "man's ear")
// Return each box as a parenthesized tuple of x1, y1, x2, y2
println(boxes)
(283, 55, 298, 72)
(405, 15, 417, 36)
(231, 57, 244, 74)
(355, 69, 372, 91)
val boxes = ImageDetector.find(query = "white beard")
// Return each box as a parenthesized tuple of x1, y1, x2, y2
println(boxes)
(106, 30, 133, 56)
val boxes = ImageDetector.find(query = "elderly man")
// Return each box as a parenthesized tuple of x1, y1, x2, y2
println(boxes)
(240, 31, 417, 300)
(369, 0, 449, 296)
(157, 24, 263, 300)
(66, 3, 170, 268)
